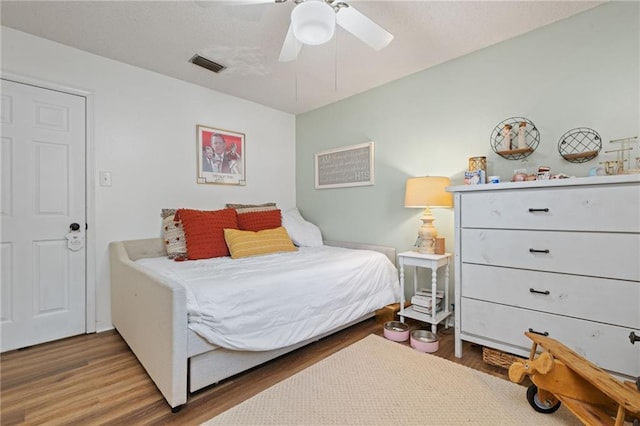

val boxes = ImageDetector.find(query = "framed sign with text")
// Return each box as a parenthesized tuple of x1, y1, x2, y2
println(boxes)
(315, 142, 374, 189)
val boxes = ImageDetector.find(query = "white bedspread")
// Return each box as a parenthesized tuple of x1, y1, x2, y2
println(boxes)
(136, 246, 400, 351)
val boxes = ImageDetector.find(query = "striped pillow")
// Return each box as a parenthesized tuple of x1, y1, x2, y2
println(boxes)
(224, 227, 297, 259)
(162, 215, 187, 259)
(226, 202, 278, 214)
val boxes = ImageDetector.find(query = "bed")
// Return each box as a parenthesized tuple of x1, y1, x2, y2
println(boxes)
(110, 237, 399, 411)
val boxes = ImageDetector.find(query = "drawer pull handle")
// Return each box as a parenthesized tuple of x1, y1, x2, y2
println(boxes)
(528, 208, 550, 212)
(528, 328, 549, 337)
(529, 248, 550, 254)
(630, 331, 640, 345)
(529, 288, 550, 295)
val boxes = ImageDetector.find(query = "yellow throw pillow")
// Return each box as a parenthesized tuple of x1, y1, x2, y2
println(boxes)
(224, 226, 297, 259)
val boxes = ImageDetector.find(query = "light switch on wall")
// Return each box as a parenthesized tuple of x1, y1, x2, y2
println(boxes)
(99, 171, 112, 187)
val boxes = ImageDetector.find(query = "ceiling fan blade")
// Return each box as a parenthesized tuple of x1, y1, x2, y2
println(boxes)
(195, 0, 275, 8)
(278, 23, 302, 62)
(336, 4, 393, 51)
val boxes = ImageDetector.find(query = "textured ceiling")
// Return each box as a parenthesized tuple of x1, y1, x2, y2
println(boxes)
(1, 1, 604, 114)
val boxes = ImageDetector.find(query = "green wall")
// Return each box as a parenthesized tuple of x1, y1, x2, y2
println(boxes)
(296, 2, 639, 261)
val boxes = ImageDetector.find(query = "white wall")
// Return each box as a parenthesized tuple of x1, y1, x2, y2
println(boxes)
(1, 27, 296, 332)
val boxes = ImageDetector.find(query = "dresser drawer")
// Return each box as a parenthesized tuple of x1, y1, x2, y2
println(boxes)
(461, 228, 640, 281)
(460, 184, 640, 232)
(461, 263, 640, 328)
(461, 298, 640, 377)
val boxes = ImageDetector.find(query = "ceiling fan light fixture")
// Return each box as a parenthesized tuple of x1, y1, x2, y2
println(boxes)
(291, 0, 336, 46)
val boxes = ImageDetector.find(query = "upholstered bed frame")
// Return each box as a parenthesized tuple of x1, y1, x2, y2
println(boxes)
(110, 238, 396, 411)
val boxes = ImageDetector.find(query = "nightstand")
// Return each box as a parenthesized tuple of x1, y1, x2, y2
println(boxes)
(398, 251, 452, 333)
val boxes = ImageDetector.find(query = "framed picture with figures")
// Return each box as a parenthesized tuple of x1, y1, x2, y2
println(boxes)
(196, 124, 246, 185)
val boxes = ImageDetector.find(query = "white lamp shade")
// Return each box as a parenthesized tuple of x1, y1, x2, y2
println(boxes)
(404, 176, 453, 208)
(291, 0, 336, 45)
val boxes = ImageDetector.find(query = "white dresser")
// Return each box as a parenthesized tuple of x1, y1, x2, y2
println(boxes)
(448, 175, 640, 379)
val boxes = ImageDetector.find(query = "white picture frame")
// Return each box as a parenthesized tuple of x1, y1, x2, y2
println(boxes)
(315, 142, 375, 189)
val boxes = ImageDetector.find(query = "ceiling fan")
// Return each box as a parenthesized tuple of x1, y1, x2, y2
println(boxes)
(196, 0, 394, 62)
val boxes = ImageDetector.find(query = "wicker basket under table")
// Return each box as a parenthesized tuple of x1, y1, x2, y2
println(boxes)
(482, 347, 526, 369)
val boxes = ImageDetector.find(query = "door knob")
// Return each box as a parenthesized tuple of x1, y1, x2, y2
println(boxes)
(70, 223, 80, 231)
(630, 331, 640, 345)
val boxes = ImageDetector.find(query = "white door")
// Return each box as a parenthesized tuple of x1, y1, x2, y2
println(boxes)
(1, 79, 86, 352)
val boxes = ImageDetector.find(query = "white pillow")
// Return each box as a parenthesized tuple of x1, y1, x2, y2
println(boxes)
(281, 208, 323, 247)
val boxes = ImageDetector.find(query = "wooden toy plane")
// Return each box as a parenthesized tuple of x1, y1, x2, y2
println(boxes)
(508, 331, 640, 426)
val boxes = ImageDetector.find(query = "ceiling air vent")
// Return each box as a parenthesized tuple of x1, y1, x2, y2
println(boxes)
(189, 54, 226, 74)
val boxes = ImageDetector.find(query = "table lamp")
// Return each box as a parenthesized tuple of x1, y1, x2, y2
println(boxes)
(404, 176, 453, 254)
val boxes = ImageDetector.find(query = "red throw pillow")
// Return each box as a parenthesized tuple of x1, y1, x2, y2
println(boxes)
(176, 208, 238, 259)
(237, 209, 282, 232)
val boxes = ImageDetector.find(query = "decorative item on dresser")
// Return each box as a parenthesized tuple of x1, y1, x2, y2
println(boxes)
(404, 176, 453, 254)
(467, 156, 487, 184)
(603, 136, 640, 175)
(448, 174, 640, 380)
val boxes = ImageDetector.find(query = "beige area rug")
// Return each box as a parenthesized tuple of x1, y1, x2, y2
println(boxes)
(203, 334, 581, 425)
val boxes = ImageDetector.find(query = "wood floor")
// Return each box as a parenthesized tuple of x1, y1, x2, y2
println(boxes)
(1, 318, 513, 425)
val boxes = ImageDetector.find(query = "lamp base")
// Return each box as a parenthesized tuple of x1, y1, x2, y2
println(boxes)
(414, 207, 438, 254)
(416, 243, 435, 255)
